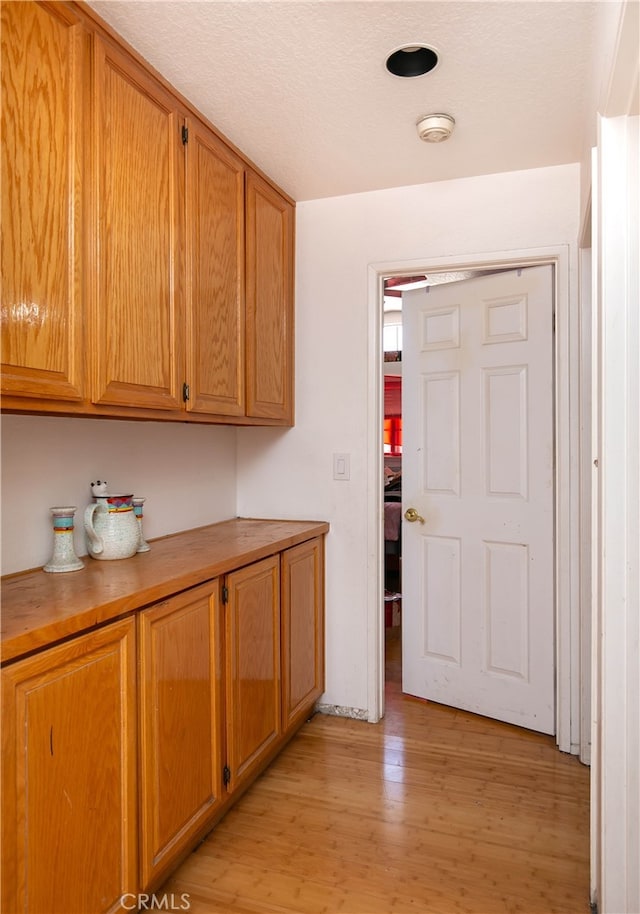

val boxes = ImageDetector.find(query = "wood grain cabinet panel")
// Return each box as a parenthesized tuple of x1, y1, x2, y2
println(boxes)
(1, 1, 87, 403)
(225, 555, 281, 792)
(281, 537, 325, 733)
(1, 5, 295, 425)
(185, 119, 245, 416)
(0, 617, 137, 914)
(0, 521, 327, 912)
(245, 169, 295, 424)
(138, 582, 223, 889)
(91, 35, 185, 411)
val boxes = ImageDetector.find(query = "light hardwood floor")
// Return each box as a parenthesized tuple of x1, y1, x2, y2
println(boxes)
(163, 627, 590, 913)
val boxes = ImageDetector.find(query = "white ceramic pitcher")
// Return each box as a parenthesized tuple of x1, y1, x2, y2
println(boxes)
(84, 493, 140, 560)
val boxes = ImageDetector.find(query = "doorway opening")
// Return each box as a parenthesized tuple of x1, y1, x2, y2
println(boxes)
(368, 246, 579, 757)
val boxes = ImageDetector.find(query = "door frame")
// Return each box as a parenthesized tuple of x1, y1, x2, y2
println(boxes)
(366, 244, 580, 755)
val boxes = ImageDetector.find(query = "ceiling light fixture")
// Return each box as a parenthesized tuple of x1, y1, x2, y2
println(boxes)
(385, 44, 439, 78)
(416, 113, 455, 143)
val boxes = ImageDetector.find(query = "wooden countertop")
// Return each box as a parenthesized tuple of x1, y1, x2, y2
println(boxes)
(1, 517, 329, 664)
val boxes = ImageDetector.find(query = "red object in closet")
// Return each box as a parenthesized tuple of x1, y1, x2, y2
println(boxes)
(384, 418, 402, 452)
(384, 375, 401, 416)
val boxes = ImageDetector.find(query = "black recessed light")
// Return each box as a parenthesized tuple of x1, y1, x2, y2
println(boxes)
(385, 44, 439, 78)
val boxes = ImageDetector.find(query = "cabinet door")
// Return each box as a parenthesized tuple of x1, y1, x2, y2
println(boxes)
(281, 537, 325, 732)
(185, 119, 245, 416)
(138, 582, 223, 889)
(225, 555, 281, 792)
(1, 2, 87, 403)
(245, 170, 294, 423)
(91, 36, 185, 410)
(1, 618, 137, 914)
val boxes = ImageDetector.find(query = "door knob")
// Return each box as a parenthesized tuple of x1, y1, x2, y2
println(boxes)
(404, 507, 425, 524)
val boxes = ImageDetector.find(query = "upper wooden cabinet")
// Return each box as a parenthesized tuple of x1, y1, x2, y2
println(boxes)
(1, 1, 87, 403)
(185, 118, 246, 417)
(1, 2, 295, 426)
(246, 170, 295, 423)
(91, 35, 185, 411)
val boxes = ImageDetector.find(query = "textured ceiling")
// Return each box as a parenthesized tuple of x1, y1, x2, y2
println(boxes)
(86, 0, 601, 202)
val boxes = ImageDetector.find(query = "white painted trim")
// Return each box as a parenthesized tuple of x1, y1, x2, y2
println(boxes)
(588, 5, 640, 907)
(594, 110, 640, 914)
(589, 142, 602, 913)
(579, 240, 593, 767)
(366, 245, 579, 754)
(366, 268, 385, 723)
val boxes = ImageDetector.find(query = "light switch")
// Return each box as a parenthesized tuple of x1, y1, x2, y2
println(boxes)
(333, 453, 350, 480)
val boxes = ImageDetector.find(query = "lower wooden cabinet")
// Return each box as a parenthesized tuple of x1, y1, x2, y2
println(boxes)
(0, 530, 325, 912)
(224, 555, 282, 794)
(1, 618, 137, 914)
(138, 581, 223, 889)
(281, 537, 325, 732)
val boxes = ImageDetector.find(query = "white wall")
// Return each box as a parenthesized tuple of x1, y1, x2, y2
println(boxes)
(580, 0, 628, 223)
(1, 415, 238, 575)
(237, 162, 582, 714)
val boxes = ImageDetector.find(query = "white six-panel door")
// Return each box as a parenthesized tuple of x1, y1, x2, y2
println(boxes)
(401, 265, 555, 733)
